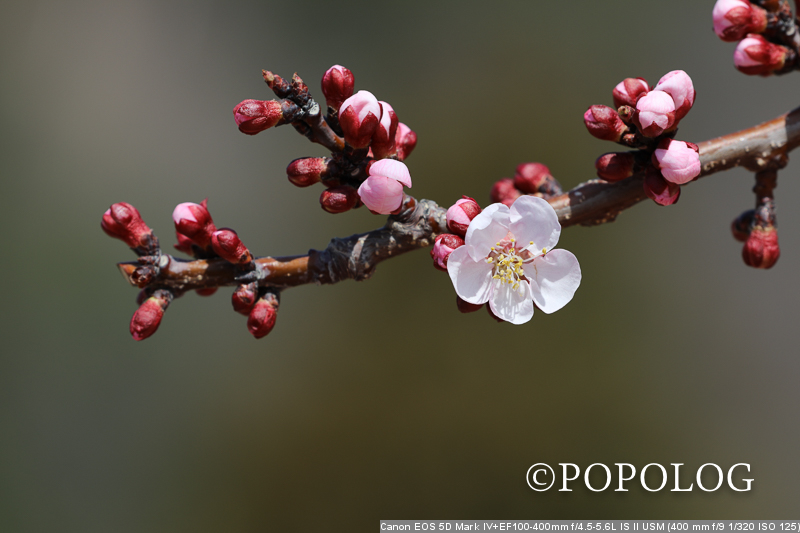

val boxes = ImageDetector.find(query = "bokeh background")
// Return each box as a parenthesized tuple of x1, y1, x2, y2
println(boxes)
(2, 0, 800, 530)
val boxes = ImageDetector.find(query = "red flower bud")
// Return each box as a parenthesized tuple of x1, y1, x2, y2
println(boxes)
(101, 202, 153, 249)
(232, 283, 258, 315)
(321, 65, 355, 110)
(584, 105, 628, 142)
(233, 99, 283, 135)
(320, 186, 359, 214)
(513, 162, 552, 194)
(612, 78, 650, 109)
(430, 233, 465, 271)
(742, 227, 780, 268)
(446, 197, 482, 237)
(731, 210, 754, 242)
(130, 291, 171, 341)
(643, 167, 681, 206)
(211, 229, 252, 265)
(247, 293, 279, 339)
(394, 123, 417, 161)
(173, 200, 217, 249)
(371, 101, 399, 159)
(490, 178, 521, 207)
(713, 0, 768, 42)
(734, 34, 789, 76)
(595, 152, 636, 182)
(287, 157, 329, 188)
(456, 296, 483, 314)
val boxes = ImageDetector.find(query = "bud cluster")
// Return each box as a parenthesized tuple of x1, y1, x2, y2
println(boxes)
(587, 71, 701, 206)
(490, 162, 564, 207)
(712, 0, 798, 76)
(233, 65, 418, 216)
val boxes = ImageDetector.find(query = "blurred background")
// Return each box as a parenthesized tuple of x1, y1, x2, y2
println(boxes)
(2, 0, 800, 530)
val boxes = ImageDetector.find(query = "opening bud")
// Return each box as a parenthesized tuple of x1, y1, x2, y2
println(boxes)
(742, 227, 780, 268)
(287, 157, 330, 188)
(321, 65, 355, 111)
(652, 139, 701, 185)
(233, 99, 284, 135)
(734, 34, 789, 76)
(101, 202, 153, 250)
(130, 290, 172, 341)
(339, 90, 381, 149)
(583, 105, 628, 142)
(247, 292, 279, 339)
(612, 78, 650, 108)
(232, 282, 259, 315)
(320, 186, 359, 214)
(358, 159, 412, 215)
(634, 91, 676, 137)
(713, 0, 768, 42)
(446, 197, 482, 237)
(173, 200, 217, 249)
(490, 178, 521, 207)
(211, 228, 252, 265)
(371, 101, 399, 160)
(394, 123, 417, 161)
(431, 233, 465, 272)
(653, 70, 696, 122)
(595, 152, 637, 182)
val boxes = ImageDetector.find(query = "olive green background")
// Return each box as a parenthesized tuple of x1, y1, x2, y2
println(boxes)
(2, 0, 800, 530)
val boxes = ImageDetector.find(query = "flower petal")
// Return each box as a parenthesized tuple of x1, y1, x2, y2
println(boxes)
(464, 203, 510, 260)
(357, 176, 404, 214)
(509, 195, 561, 253)
(447, 245, 493, 305)
(524, 249, 581, 314)
(489, 280, 534, 325)
(369, 159, 412, 187)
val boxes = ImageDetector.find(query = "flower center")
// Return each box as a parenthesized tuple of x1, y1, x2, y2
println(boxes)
(485, 237, 539, 291)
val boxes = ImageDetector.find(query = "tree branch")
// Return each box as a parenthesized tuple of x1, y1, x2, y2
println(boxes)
(118, 105, 800, 292)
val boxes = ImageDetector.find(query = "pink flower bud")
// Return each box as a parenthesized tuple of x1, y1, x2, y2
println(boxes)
(211, 228, 252, 265)
(339, 90, 381, 149)
(357, 159, 412, 214)
(490, 178, 521, 207)
(612, 78, 650, 108)
(232, 283, 258, 315)
(456, 296, 483, 314)
(643, 167, 681, 206)
(233, 99, 283, 135)
(513, 162, 552, 194)
(653, 71, 696, 121)
(731, 210, 754, 242)
(394, 123, 417, 161)
(734, 34, 788, 76)
(320, 65, 355, 110)
(320, 186, 359, 213)
(370, 101, 399, 159)
(652, 139, 701, 185)
(583, 105, 627, 142)
(101, 202, 153, 249)
(446, 197, 482, 237)
(713, 0, 767, 42)
(595, 152, 637, 182)
(130, 292, 170, 341)
(248, 293, 279, 339)
(173, 200, 217, 249)
(634, 90, 676, 137)
(430, 233, 465, 272)
(742, 227, 780, 268)
(287, 157, 329, 187)
(174, 231, 195, 255)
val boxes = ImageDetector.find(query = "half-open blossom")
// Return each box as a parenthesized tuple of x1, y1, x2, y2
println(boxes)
(734, 34, 788, 76)
(371, 101, 399, 159)
(357, 159, 412, 214)
(394, 123, 417, 161)
(612, 78, 650, 109)
(447, 196, 581, 325)
(652, 139, 701, 185)
(635, 90, 676, 137)
(339, 90, 381, 148)
(321, 65, 355, 110)
(583, 105, 627, 142)
(233, 99, 283, 135)
(653, 71, 695, 121)
(712, 0, 767, 42)
(446, 197, 482, 237)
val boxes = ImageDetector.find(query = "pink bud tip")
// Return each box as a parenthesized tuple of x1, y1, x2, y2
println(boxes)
(339, 90, 381, 149)
(446, 197, 482, 237)
(211, 229, 252, 264)
(287, 157, 328, 187)
(635, 91, 676, 137)
(643, 167, 681, 206)
(595, 152, 636, 182)
(612, 78, 650, 109)
(652, 139, 702, 185)
(490, 178, 521, 207)
(431, 233, 465, 271)
(395, 123, 417, 161)
(713, 0, 767, 42)
(173, 200, 216, 249)
(653, 71, 695, 122)
(320, 186, 359, 214)
(321, 65, 355, 110)
(734, 34, 788, 76)
(130, 296, 167, 341)
(233, 99, 283, 135)
(247, 295, 278, 339)
(742, 227, 780, 268)
(583, 105, 627, 142)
